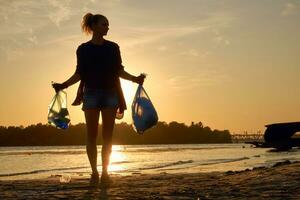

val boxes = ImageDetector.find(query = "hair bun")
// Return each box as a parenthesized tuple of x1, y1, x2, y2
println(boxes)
(81, 13, 107, 35)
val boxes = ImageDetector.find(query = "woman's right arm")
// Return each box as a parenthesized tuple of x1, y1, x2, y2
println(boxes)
(53, 45, 84, 92)
(52, 73, 81, 93)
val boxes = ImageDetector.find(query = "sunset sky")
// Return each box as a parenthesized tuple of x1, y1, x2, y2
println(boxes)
(0, 0, 300, 133)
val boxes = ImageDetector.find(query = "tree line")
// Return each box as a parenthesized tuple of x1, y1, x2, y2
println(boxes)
(0, 121, 232, 146)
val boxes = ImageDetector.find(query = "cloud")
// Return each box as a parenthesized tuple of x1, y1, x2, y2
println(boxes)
(179, 49, 200, 57)
(157, 45, 167, 52)
(281, 3, 300, 16)
(0, 0, 80, 62)
(166, 70, 231, 95)
(0, 0, 235, 62)
(211, 29, 230, 46)
(112, 10, 235, 56)
(116, 25, 210, 50)
(47, 0, 72, 27)
(0, 44, 24, 62)
(178, 49, 212, 60)
(213, 35, 230, 46)
(27, 35, 38, 44)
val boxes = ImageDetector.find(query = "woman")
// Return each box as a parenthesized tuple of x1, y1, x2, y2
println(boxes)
(53, 13, 145, 186)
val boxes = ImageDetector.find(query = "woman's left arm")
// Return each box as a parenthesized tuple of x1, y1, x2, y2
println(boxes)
(118, 68, 145, 85)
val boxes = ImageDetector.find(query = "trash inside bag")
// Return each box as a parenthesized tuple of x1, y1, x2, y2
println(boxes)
(48, 90, 70, 129)
(132, 85, 158, 134)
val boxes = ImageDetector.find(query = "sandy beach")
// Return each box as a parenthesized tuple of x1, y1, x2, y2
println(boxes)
(0, 160, 299, 200)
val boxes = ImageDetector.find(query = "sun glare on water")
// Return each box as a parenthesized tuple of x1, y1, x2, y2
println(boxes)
(107, 145, 128, 172)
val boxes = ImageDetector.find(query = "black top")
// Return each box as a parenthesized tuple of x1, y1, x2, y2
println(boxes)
(75, 40, 123, 90)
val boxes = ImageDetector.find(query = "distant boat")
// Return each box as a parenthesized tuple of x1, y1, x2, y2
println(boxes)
(247, 122, 300, 150)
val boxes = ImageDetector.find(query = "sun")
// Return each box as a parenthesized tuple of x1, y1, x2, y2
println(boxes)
(120, 79, 136, 104)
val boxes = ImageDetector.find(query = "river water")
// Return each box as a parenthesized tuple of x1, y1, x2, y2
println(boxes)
(0, 144, 299, 180)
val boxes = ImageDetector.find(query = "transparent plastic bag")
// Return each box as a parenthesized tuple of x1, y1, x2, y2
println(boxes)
(132, 85, 158, 134)
(48, 90, 70, 129)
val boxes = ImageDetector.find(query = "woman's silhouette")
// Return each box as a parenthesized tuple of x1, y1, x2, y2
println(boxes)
(53, 13, 145, 187)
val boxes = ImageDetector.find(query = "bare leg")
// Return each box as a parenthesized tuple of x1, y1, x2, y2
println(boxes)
(84, 109, 100, 175)
(101, 108, 117, 180)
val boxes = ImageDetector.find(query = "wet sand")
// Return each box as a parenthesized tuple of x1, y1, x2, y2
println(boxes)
(0, 161, 299, 200)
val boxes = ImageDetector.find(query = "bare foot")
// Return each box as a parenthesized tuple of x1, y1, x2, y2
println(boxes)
(89, 172, 99, 187)
(100, 172, 112, 187)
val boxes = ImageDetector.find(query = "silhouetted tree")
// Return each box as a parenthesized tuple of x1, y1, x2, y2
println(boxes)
(0, 121, 232, 146)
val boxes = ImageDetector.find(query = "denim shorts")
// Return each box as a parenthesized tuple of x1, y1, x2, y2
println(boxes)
(82, 88, 119, 110)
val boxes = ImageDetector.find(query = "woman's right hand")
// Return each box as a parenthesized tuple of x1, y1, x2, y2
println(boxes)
(135, 74, 146, 85)
(52, 82, 67, 93)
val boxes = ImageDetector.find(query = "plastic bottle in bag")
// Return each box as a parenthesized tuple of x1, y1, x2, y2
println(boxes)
(132, 85, 158, 134)
(48, 90, 70, 129)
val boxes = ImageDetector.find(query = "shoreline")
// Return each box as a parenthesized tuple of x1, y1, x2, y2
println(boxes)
(0, 160, 299, 199)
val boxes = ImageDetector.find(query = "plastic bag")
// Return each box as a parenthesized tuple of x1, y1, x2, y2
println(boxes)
(132, 85, 158, 134)
(48, 90, 70, 129)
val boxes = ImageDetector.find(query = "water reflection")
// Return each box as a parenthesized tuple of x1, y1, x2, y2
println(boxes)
(107, 145, 127, 173)
(1, 144, 300, 181)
